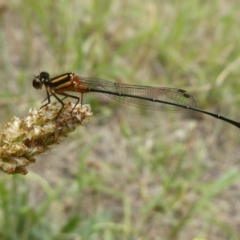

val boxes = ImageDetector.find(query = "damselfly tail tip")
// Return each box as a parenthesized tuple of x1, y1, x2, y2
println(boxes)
(0, 102, 92, 175)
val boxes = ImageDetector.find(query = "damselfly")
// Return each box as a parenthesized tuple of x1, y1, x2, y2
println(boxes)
(32, 71, 240, 128)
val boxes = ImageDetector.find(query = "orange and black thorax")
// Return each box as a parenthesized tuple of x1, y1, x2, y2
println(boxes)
(45, 72, 73, 89)
(33, 72, 90, 93)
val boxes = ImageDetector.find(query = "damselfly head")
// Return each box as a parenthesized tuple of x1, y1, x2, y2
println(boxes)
(32, 71, 50, 89)
(39, 71, 50, 81)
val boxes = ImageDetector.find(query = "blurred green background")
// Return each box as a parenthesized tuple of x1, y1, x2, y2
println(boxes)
(1, 0, 240, 239)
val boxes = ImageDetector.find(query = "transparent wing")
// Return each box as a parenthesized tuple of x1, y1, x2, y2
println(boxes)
(80, 77, 197, 111)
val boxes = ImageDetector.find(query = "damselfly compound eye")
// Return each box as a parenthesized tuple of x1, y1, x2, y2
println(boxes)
(32, 77, 43, 89)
